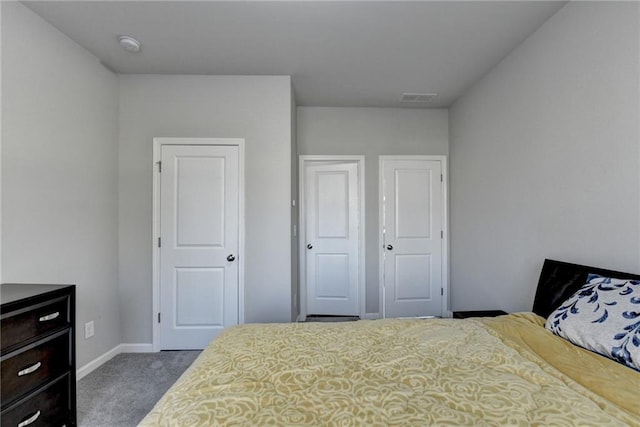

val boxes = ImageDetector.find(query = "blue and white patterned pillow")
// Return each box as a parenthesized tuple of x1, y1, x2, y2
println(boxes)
(545, 274, 640, 371)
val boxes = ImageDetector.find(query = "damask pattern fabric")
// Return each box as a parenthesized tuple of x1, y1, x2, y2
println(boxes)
(546, 274, 640, 371)
(139, 317, 639, 426)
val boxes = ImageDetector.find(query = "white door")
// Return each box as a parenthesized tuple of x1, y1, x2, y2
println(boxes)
(381, 157, 444, 318)
(159, 144, 239, 349)
(304, 161, 360, 316)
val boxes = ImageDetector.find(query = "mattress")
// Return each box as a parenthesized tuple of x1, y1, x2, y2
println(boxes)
(139, 314, 640, 426)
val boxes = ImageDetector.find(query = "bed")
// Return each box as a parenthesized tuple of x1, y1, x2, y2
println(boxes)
(139, 259, 640, 426)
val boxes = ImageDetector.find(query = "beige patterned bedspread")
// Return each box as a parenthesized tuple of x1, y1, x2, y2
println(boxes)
(140, 316, 640, 426)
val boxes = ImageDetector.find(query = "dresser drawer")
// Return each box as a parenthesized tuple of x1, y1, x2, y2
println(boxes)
(1, 297, 70, 352)
(1, 330, 71, 406)
(1, 373, 71, 427)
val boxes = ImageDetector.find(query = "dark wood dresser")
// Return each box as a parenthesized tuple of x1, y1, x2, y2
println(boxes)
(1, 284, 76, 427)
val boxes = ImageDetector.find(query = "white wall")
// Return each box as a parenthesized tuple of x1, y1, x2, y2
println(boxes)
(0, 0, 3, 284)
(297, 107, 449, 315)
(1, 2, 121, 367)
(449, 2, 640, 312)
(118, 75, 293, 344)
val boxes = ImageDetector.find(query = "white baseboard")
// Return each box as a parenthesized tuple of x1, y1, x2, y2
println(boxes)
(120, 343, 154, 353)
(76, 345, 120, 381)
(76, 343, 154, 381)
(364, 313, 454, 320)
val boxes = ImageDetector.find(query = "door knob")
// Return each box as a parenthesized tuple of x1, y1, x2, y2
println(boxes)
(306, 244, 313, 249)
(227, 254, 236, 262)
(386, 244, 393, 250)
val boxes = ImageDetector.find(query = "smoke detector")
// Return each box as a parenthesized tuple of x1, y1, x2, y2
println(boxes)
(118, 35, 141, 53)
(400, 93, 438, 103)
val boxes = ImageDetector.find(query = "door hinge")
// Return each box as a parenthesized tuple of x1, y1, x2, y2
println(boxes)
(157, 312, 161, 323)
(157, 237, 161, 248)
(441, 288, 444, 296)
(441, 174, 443, 182)
(157, 161, 162, 173)
(441, 230, 444, 239)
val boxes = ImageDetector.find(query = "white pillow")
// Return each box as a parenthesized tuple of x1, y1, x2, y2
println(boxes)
(545, 274, 640, 371)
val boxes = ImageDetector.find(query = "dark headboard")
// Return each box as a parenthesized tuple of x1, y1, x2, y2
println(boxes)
(532, 259, 640, 318)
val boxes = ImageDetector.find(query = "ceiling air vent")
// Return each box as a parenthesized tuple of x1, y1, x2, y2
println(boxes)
(400, 93, 438, 103)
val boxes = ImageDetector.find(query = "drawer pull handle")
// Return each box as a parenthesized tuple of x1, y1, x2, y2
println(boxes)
(18, 410, 40, 427)
(39, 312, 59, 322)
(18, 362, 42, 376)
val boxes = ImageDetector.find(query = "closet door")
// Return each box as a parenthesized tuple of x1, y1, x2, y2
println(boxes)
(380, 157, 444, 318)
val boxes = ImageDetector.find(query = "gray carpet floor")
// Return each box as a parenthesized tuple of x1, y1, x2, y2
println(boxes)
(77, 351, 201, 427)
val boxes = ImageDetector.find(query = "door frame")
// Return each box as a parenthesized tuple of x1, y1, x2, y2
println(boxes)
(378, 155, 449, 318)
(152, 137, 245, 351)
(298, 155, 366, 321)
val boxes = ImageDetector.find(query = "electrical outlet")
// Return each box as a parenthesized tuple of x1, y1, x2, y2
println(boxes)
(85, 321, 95, 339)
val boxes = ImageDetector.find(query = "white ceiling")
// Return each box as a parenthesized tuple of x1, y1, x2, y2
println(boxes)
(24, 1, 566, 108)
